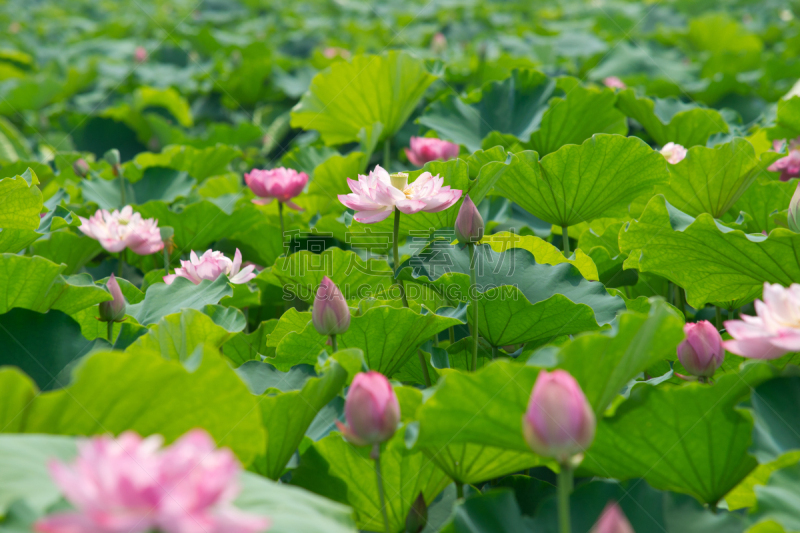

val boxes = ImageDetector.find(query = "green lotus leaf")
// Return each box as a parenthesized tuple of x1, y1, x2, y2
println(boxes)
(0, 345, 264, 464)
(130, 144, 241, 181)
(223, 320, 277, 367)
(295, 151, 367, 216)
(616, 89, 729, 147)
(483, 232, 599, 281)
(291, 433, 451, 532)
(584, 364, 777, 504)
(749, 462, 800, 533)
(265, 308, 313, 347)
(619, 195, 800, 308)
(0, 168, 43, 253)
(31, 231, 103, 275)
(291, 51, 437, 145)
(440, 490, 536, 533)
(491, 135, 669, 227)
(658, 138, 781, 218)
(126, 275, 233, 326)
(728, 178, 796, 234)
(79, 167, 196, 209)
(747, 376, 800, 464)
(766, 96, 800, 141)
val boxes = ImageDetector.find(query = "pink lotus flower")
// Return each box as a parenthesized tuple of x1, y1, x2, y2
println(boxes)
(603, 77, 626, 90)
(322, 47, 351, 60)
(312, 276, 350, 335)
(522, 370, 596, 462)
(405, 137, 460, 167)
(336, 371, 400, 446)
(723, 282, 800, 359)
(769, 138, 800, 181)
(337, 165, 462, 223)
(34, 430, 269, 533)
(134, 46, 148, 63)
(660, 142, 687, 164)
(164, 249, 256, 285)
(244, 167, 309, 210)
(591, 502, 634, 533)
(431, 32, 448, 54)
(79, 206, 164, 255)
(677, 321, 724, 378)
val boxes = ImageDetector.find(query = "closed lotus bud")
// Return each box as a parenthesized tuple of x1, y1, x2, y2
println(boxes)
(455, 194, 484, 244)
(104, 148, 121, 167)
(336, 371, 400, 446)
(405, 492, 428, 533)
(431, 32, 447, 54)
(73, 158, 90, 178)
(98, 274, 127, 323)
(677, 321, 724, 378)
(591, 502, 634, 533)
(789, 183, 800, 233)
(522, 370, 595, 462)
(312, 276, 350, 335)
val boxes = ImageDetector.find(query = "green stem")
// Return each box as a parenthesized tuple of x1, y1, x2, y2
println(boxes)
(456, 481, 464, 499)
(492, 345, 499, 359)
(118, 252, 124, 277)
(163, 245, 170, 276)
(417, 349, 432, 387)
(557, 463, 574, 533)
(278, 201, 285, 243)
(118, 166, 126, 207)
(449, 326, 455, 345)
(330, 333, 337, 352)
(716, 306, 723, 331)
(393, 209, 409, 307)
(107, 321, 114, 344)
(561, 226, 570, 255)
(468, 243, 479, 372)
(675, 286, 685, 319)
(383, 138, 391, 171)
(374, 446, 391, 533)
(729, 305, 735, 321)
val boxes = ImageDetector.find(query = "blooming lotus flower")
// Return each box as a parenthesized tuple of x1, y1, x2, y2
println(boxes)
(33, 430, 269, 533)
(164, 248, 256, 285)
(312, 276, 350, 335)
(338, 165, 462, 223)
(522, 370, 595, 462)
(134, 46, 148, 63)
(660, 142, 687, 164)
(98, 274, 126, 323)
(677, 321, 724, 378)
(723, 282, 800, 359)
(769, 138, 800, 181)
(454, 194, 484, 244)
(405, 137, 460, 166)
(78, 206, 164, 255)
(591, 502, 634, 533)
(244, 167, 308, 209)
(790, 183, 800, 233)
(336, 371, 400, 446)
(603, 76, 626, 89)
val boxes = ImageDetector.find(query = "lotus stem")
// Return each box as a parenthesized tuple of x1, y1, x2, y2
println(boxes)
(492, 345, 498, 359)
(561, 225, 570, 255)
(278, 201, 285, 243)
(117, 252, 124, 277)
(117, 167, 126, 208)
(373, 445, 391, 533)
(716, 306, 723, 331)
(456, 481, 464, 499)
(557, 463, 574, 533)
(330, 333, 337, 352)
(468, 243, 479, 372)
(417, 349, 431, 387)
(107, 321, 114, 344)
(392, 209, 409, 307)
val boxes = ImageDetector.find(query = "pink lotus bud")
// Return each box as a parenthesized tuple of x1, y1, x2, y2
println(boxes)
(789, 183, 800, 233)
(73, 158, 90, 178)
(134, 46, 148, 63)
(603, 76, 626, 90)
(312, 276, 350, 335)
(98, 274, 127, 323)
(336, 371, 400, 446)
(405, 137, 460, 167)
(522, 370, 596, 462)
(244, 167, 308, 210)
(677, 320, 724, 378)
(660, 142, 687, 164)
(431, 32, 447, 54)
(454, 194, 484, 244)
(591, 502, 634, 533)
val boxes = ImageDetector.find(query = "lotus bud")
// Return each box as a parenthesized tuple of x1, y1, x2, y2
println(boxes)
(73, 158, 90, 178)
(312, 276, 350, 335)
(431, 32, 447, 54)
(104, 148, 121, 167)
(98, 274, 127, 323)
(522, 370, 596, 462)
(336, 371, 400, 446)
(405, 492, 428, 533)
(454, 194, 484, 244)
(677, 320, 724, 378)
(789, 183, 800, 233)
(591, 502, 634, 533)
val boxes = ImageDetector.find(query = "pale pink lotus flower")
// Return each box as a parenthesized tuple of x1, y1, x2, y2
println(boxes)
(336, 371, 400, 446)
(405, 137, 460, 166)
(244, 167, 308, 210)
(660, 142, 687, 164)
(591, 502, 634, 533)
(677, 321, 724, 378)
(134, 46, 148, 63)
(603, 76, 626, 89)
(33, 430, 269, 533)
(312, 276, 350, 335)
(769, 138, 800, 181)
(723, 282, 800, 359)
(522, 370, 596, 462)
(322, 47, 351, 60)
(164, 249, 256, 285)
(338, 165, 462, 223)
(79, 206, 164, 255)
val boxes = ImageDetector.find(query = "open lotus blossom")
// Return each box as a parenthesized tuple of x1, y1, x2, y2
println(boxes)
(660, 142, 687, 164)
(244, 167, 309, 209)
(338, 165, 462, 223)
(405, 137, 460, 166)
(603, 76, 626, 89)
(768, 138, 800, 181)
(34, 430, 269, 533)
(134, 46, 148, 63)
(164, 249, 256, 285)
(78, 206, 164, 255)
(723, 282, 800, 359)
